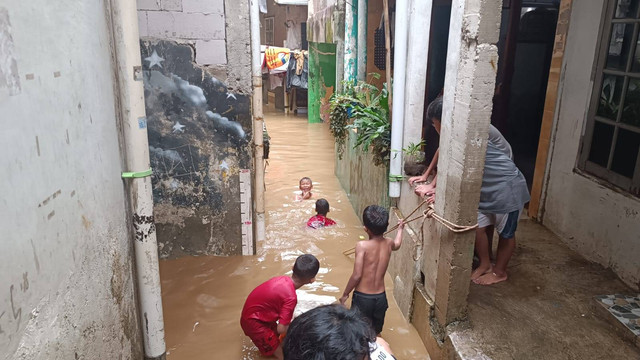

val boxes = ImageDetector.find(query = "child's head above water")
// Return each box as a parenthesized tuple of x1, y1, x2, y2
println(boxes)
(315, 198, 330, 216)
(299, 177, 313, 192)
(363, 205, 389, 236)
(292, 254, 320, 282)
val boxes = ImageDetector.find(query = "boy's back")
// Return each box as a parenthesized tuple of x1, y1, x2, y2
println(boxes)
(340, 205, 404, 334)
(354, 236, 394, 294)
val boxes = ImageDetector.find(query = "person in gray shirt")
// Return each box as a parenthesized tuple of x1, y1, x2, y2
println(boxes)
(410, 97, 530, 285)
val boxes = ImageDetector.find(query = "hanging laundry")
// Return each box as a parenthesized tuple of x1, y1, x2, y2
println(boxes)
(265, 47, 291, 70)
(286, 50, 308, 90)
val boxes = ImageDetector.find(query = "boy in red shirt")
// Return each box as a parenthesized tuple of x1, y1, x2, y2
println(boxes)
(240, 254, 320, 359)
(306, 199, 336, 229)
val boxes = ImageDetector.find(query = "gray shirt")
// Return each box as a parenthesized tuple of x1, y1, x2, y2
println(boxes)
(479, 142, 530, 214)
(488, 124, 513, 159)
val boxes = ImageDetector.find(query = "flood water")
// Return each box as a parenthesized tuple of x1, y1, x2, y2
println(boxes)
(159, 109, 430, 359)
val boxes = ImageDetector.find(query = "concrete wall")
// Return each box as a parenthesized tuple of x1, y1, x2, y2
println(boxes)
(137, 0, 254, 257)
(0, 1, 142, 358)
(335, 130, 390, 218)
(541, 0, 640, 290)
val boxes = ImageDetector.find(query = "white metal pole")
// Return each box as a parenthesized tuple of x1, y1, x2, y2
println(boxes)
(357, 0, 368, 81)
(250, 0, 266, 248)
(108, 0, 166, 357)
(403, 0, 433, 148)
(389, 0, 410, 198)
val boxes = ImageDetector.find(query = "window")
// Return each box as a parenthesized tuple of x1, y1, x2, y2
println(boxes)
(265, 17, 275, 46)
(580, 0, 640, 195)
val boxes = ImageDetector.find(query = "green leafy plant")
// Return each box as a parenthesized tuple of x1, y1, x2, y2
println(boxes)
(402, 140, 426, 160)
(329, 74, 391, 166)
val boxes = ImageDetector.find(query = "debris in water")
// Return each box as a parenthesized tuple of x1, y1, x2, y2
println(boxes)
(193, 321, 200, 332)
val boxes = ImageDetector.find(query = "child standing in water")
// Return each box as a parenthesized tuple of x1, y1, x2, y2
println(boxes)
(339, 205, 404, 335)
(295, 177, 313, 201)
(240, 254, 320, 359)
(307, 199, 336, 229)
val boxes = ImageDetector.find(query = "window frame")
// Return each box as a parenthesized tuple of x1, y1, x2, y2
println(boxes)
(265, 17, 275, 46)
(579, 0, 640, 196)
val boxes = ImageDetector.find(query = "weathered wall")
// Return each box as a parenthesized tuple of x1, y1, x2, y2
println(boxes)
(308, 42, 337, 123)
(541, 0, 640, 290)
(137, 0, 254, 257)
(0, 1, 142, 358)
(260, 2, 308, 47)
(335, 130, 390, 218)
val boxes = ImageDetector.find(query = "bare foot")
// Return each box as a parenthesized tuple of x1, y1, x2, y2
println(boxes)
(473, 272, 507, 285)
(471, 264, 492, 281)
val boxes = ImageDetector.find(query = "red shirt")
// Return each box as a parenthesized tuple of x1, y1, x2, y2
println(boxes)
(307, 215, 336, 229)
(241, 276, 297, 326)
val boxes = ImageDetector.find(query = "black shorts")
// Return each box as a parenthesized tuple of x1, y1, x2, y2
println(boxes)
(352, 291, 388, 334)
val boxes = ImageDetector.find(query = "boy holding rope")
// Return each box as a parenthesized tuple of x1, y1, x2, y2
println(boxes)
(339, 205, 404, 335)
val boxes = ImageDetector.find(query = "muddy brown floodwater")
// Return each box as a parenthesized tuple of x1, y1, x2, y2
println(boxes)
(160, 109, 430, 359)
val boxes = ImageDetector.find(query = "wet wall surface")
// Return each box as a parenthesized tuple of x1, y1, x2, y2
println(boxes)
(140, 40, 252, 257)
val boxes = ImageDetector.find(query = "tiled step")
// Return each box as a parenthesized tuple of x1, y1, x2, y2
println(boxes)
(594, 294, 640, 349)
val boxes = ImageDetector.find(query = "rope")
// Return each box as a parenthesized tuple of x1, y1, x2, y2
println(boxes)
(342, 200, 478, 256)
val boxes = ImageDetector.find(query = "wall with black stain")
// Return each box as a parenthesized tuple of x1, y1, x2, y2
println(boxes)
(140, 40, 253, 257)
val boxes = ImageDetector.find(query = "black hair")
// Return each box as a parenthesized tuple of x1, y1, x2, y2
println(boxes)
(292, 254, 320, 280)
(362, 205, 389, 236)
(283, 304, 376, 360)
(315, 199, 330, 216)
(426, 96, 443, 123)
(300, 177, 312, 184)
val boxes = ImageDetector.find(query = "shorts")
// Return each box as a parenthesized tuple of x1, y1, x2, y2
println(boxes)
(352, 291, 388, 334)
(240, 318, 280, 356)
(477, 208, 522, 239)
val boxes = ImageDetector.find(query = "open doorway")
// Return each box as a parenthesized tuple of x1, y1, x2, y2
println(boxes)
(493, 0, 560, 188)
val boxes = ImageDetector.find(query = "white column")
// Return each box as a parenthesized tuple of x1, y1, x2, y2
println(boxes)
(357, 0, 368, 81)
(344, 0, 358, 82)
(109, 0, 166, 357)
(388, 0, 410, 197)
(250, 0, 265, 249)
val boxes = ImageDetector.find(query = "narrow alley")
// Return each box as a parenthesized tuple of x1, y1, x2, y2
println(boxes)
(158, 109, 430, 359)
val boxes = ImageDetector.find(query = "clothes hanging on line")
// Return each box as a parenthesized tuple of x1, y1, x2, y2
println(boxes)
(286, 50, 308, 91)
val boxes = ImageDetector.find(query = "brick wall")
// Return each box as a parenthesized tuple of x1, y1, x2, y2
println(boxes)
(137, 0, 227, 65)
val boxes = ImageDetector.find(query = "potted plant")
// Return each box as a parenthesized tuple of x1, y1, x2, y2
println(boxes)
(402, 140, 427, 176)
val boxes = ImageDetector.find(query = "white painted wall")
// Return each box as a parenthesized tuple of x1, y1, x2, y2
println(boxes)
(542, 0, 640, 290)
(0, 1, 141, 358)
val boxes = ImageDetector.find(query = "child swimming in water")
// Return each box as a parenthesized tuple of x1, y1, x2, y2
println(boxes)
(307, 199, 336, 229)
(240, 254, 320, 359)
(295, 177, 313, 201)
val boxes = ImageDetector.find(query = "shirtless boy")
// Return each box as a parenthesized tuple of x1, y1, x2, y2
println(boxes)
(339, 205, 404, 334)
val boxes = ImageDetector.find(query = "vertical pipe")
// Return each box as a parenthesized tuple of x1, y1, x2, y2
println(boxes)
(357, 0, 368, 81)
(344, 0, 358, 82)
(250, 0, 266, 247)
(403, 0, 433, 148)
(107, 0, 166, 358)
(389, 0, 410, 198)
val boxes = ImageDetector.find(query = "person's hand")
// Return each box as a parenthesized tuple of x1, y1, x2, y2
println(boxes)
(339, 294, 349, 307)
(426, 192, 436, 204)
(397, 219, 405, 231)
(301, 191, 312, 200)
(414, 183, 435, 197)
(408, 175, 426, 186)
